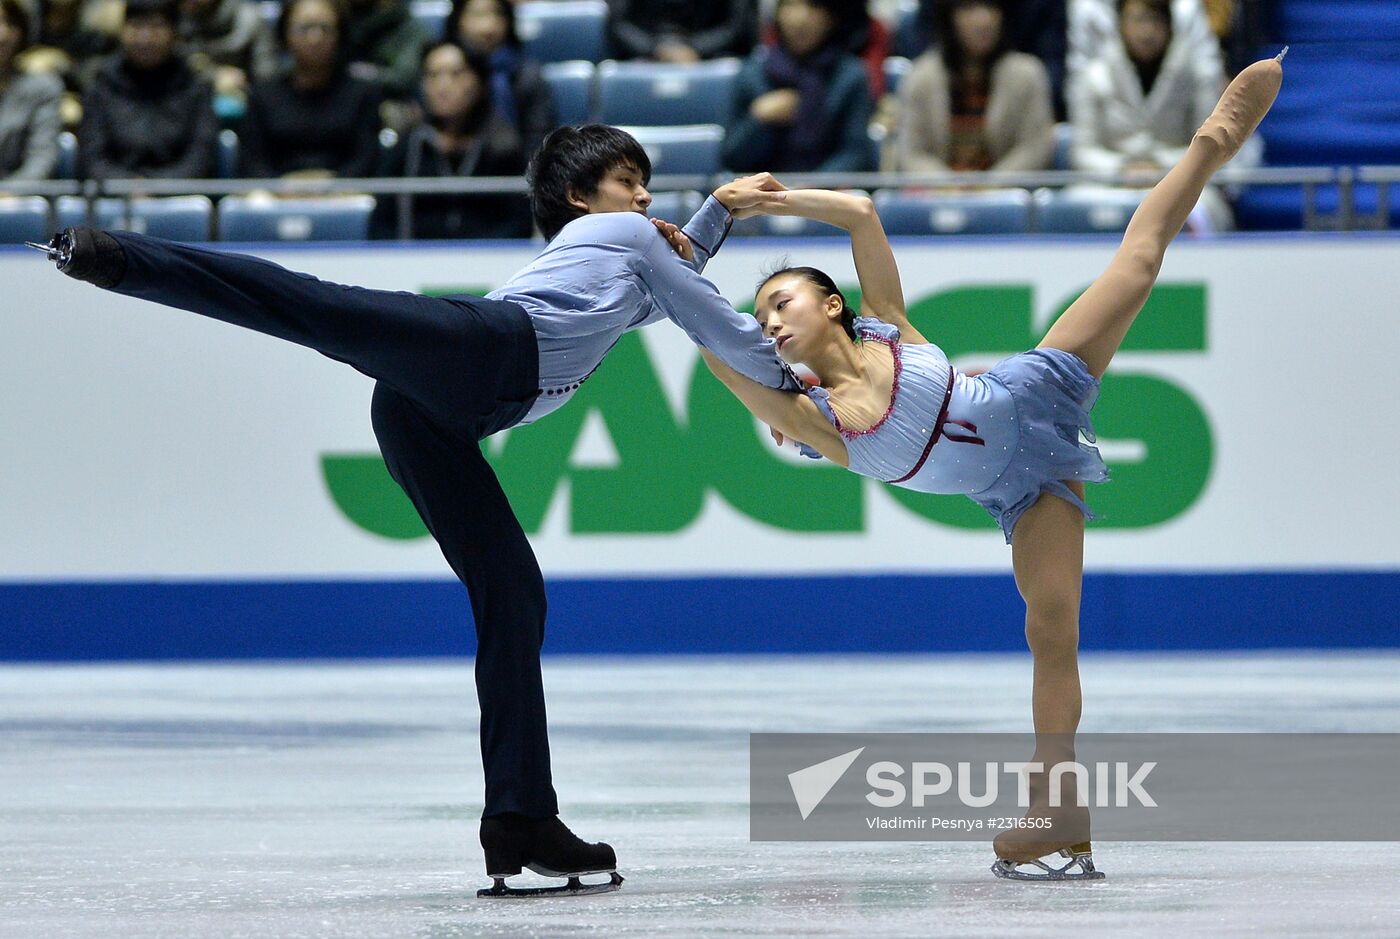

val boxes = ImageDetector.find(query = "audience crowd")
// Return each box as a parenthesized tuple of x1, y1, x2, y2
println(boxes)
(0, 0, 1263, 235)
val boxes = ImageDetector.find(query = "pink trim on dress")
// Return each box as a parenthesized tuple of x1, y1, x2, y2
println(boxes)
(833, 333, 903, 441)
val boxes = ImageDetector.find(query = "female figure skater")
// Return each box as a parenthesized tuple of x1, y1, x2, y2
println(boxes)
(671, 52, 1284, 880)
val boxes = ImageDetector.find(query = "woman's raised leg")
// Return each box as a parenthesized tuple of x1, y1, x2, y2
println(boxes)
(1038, 55, 1285, 379)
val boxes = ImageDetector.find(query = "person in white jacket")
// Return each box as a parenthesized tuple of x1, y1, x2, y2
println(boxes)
(1067, 0, 1256, 230)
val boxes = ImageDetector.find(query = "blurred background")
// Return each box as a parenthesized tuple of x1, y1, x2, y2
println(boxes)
(2, 0, 1398, 659)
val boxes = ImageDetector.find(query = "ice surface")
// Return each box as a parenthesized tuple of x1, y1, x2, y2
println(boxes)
(2, 653, 1398, 937)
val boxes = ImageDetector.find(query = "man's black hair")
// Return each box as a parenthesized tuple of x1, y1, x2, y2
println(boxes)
(527, 124, 651, 241)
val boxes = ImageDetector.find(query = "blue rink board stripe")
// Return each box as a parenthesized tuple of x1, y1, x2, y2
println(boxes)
(1, 572, 1397, 661)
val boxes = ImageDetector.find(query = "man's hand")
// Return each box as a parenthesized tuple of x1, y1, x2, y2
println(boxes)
(714, 173, 789, 217)
(650, 218, 694, 262)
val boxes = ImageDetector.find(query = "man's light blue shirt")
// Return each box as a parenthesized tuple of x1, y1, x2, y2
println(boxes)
(488, 196, 799, 424)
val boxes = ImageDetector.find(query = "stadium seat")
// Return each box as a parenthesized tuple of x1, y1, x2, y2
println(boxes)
(515, 1, 608, 64)
(646, 190, 704, 228)
(1052, 122, 1073, 171)
(0, 196, 50, 243)
(218, 128, 239, 179)
(1033, 187, 1149, 233)
(410, 0, 451, 40)
(619, 125, 724, 176)
(893, 0, 926, 58)
(56, 196, 214, 241)
(56, 131, 77, 180)
(874, 189, 1031, 235)
(883, 56, 913, 97)
(542, 60, 595, 125)
(596, 59, 741, 126)
(219, 195, 376, 242)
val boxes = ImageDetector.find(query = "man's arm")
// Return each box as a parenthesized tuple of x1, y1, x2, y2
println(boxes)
(605, 212, 801, 392)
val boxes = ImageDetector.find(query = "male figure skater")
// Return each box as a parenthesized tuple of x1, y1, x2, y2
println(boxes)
(32, 125, 796, 897)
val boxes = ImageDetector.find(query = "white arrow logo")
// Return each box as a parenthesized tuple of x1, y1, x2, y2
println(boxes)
(787, 747, 865, 820)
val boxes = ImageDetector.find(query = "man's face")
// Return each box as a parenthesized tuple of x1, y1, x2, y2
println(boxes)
(567, 164, 652, 216)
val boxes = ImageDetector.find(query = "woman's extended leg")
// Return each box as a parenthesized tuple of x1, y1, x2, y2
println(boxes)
(1039, 55, 1285, 379)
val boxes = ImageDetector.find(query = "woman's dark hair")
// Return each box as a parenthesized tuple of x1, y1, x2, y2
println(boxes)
(0, 0, 30, 49)
(420, 38, 493, 133)
(277, 0, 349, 50)
(936, 0, 1011, 74)
(447, 0, 519, 49)
(758, 265, 858, 342)
(527, 124, 651, 240)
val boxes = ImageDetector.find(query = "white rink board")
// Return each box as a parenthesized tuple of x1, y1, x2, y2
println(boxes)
(2, 234, 1398, 579)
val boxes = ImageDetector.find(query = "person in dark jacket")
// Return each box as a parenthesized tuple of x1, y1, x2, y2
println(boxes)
(342, 0, 425, 100)
(77, 0, 218, 178)
(722, 0, 873, 173)
(606, 0, 757, 63)
(449, 0, 556, 157)
(373, 39, 530, 239)
(239, 0, 381, 178)
(0, 0, 63, 180)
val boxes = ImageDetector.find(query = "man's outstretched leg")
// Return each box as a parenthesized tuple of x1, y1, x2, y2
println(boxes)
(371, 386, 621, 898)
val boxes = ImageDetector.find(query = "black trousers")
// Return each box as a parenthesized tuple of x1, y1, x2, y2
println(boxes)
(109, 232, 558, 818)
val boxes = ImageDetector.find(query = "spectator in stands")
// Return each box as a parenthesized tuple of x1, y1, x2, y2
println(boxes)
(21, 0, 118, 123)
(1068, 0, 1220, 94)
(449, 0, 556, 157)
(917, 0, 1067, 117)
(77, 0, 218, 178)
(177, 0, 280, 112)
(1069, 0, 1246, 229)
(606, 0, 757, 63)
(343, 0, 426, 100)
(373, 39, 531, 239)
(892, 0, 1054, 172)
(722, 0, 873, 173)
(0, 0, 64, 180)
(239, 0, 381, 178)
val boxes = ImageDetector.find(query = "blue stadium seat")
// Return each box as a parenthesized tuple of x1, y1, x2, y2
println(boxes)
(883, 56, 912, 97)
(56, 196, 214, 241)
(256, 0, 278, 26)
(646, 190, 704, 228)
(1052, 122, 1073, 170)
(218, 195, 376, 241)
(0, 197, 50, 243)
(620, 125, 724, 176)
(411, 0, 451, 40)
(1033, 187, 1149, 233)
(596, 59, 741, 126)
(874, 189, 1031, 235)
(542, 60, 595, 125)
(515, 1, 608, 64)
(218, 128, 239, 179)
(893, 0, 926, 58)
(56, 131, 78, 180)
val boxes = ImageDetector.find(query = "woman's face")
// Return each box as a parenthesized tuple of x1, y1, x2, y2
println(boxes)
(1120, 1, 1170, 65)
(286, 0, 339, 70)
(121, 13, 175, 71)
(0, 14, 22, 69)
(952, 3, 1003, 60)
(775, 0, 834, 58)
(423, 44, 483, 123)
(755, 273, 843, 365)
(458, 0, 508, 55)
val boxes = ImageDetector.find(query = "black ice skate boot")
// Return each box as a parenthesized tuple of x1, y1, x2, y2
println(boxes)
(477, 814, 622, 898)
(26, 227, 128, 289)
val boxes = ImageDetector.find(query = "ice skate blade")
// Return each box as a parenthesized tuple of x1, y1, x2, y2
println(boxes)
(991, 848, 1105, 882)
(477, 870, 623, 898)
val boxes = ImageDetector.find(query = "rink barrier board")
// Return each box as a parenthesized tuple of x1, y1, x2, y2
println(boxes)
(1, 571, 1397, 660)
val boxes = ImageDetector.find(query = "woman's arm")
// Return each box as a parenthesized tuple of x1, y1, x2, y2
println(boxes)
(700, 350, 849, 466)
(746, 189, 928, 344)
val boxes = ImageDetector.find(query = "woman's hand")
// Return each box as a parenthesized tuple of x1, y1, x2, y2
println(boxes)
(650, 218, 694, 262)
